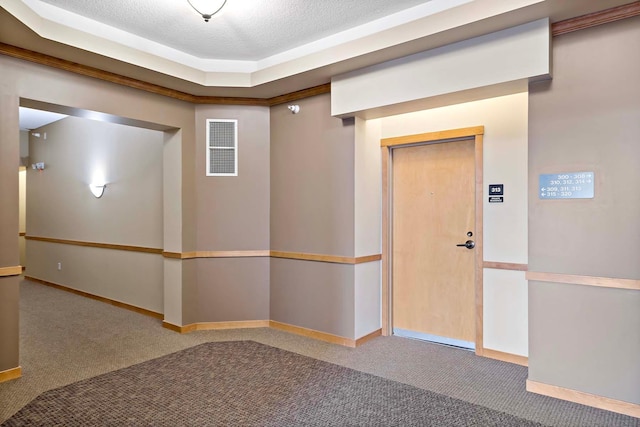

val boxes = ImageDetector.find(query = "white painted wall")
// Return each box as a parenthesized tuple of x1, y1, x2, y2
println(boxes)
(332, 19, 549, 118)
(353, 118, 382, 339)
(483, 269, 528, 356)
(354, 118, 382, 257)
(358, 91, 529, 356)
(381, 92, 529, 265)
(354, 262, 382, 339)
(19, 168, 26, 267)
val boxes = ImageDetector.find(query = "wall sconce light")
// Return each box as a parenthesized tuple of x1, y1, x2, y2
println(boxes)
(288, 105, 300, 114)
(187, 0, 227, 22)
(89, 183, 106, 198)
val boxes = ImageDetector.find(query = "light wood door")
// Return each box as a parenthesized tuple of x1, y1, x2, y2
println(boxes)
(392, 139, 476, 346)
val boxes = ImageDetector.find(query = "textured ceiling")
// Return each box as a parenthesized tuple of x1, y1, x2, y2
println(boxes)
(3, 0, 634, 97)
(37, 0, 431, 60)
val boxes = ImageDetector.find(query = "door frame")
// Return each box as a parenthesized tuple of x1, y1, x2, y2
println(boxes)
(380, 126, 485, 356)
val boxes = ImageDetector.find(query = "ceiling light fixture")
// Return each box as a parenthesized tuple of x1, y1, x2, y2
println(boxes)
(187, 0, 227, 22)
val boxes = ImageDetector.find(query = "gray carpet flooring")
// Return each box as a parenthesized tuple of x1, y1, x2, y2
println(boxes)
(0, 279, 638, 426)
(3, 341, 548, 426)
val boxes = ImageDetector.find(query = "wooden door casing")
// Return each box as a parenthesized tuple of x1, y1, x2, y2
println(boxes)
(380, 126, 484, 355)
(392, 139, 476, 343)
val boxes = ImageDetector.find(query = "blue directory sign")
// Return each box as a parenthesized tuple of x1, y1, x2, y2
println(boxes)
(539, 172, 594, 199)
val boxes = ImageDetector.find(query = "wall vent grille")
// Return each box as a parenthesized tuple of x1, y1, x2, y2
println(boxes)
(206, 119, 237, 176)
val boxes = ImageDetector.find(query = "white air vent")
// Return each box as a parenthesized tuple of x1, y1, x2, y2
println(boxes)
(206, 119, 238, 176)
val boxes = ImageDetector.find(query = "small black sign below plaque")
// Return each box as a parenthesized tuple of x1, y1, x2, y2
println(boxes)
(489, 196, 504, 203)
(489, 184, 504, 195)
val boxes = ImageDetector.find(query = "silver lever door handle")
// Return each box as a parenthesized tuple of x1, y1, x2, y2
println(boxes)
(456, 240, 475, 249)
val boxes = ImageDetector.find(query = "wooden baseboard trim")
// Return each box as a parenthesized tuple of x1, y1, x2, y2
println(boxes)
(482, 348, 528, 366)
(23, 276, 376, 349)
(270, 321, 357, 348)
(526, 271, 640, 291)
(355, 329, 382, 346)
(25, 276, 163, 320)
(526, 379, 640, 418)
(164, 320, 380, 349)
(161, 321, 183, 333)
(0, 366, 22, 383)
(483, 261, 528, 271)
(162, 320, 270, 333)
(0, 266, 23, 277)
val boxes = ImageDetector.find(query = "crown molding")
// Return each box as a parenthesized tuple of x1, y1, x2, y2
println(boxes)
(551, 1, 640, 36)
(0, 42, 330, 106)
(2, 2, 637, 106)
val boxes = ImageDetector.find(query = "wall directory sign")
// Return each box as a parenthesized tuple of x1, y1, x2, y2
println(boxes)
(539, 172, 594, 199)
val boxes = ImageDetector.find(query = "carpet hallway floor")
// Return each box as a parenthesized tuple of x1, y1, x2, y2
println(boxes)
(0, 279, 638, 426)
(3, 341, 550, 426)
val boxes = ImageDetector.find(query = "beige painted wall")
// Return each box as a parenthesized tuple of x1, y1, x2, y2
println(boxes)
(271, 94, 355, 256)
(179, 105, 271, 325)
(0, 55, 196, 370)
(27, 116, 163, 246)
(25, 116, 164, 312)
(184, 258, 269, 325)
(19, 130, 28, 163)
(194, 105, 270, 251)
(270, 258, 355, 339)
(27, 243, 164, 313)
(370, 92, 529, 356)
(0, 277, 19, 371)
(528, 16, 640, 404)
(0, 94, 20, 268)
(0, 93, 20, 372)
(270, 94, 360, 338)
(163, 129, 184, 324)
